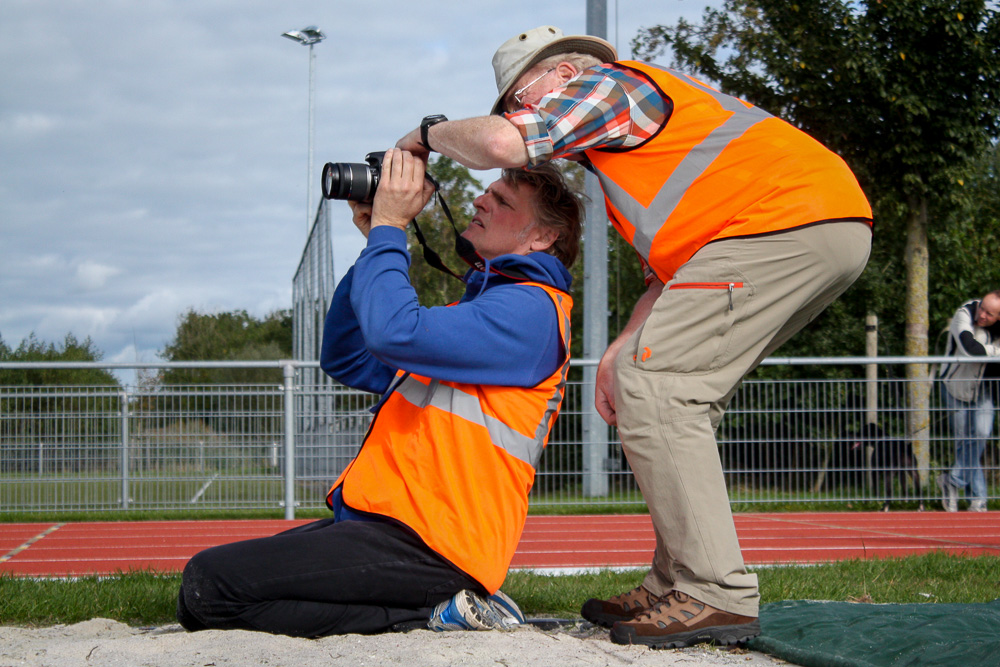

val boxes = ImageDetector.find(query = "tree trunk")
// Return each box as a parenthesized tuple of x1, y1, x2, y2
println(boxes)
(904, 196, 931, 487)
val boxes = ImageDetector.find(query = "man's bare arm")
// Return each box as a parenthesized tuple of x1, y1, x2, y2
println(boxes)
(397, 116, 529, 170)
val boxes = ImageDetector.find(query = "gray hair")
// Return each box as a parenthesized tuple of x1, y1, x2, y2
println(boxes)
(535, 52, 604, 73)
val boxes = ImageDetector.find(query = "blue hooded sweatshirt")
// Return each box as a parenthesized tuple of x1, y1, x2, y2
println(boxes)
(320, 225, 572, 395)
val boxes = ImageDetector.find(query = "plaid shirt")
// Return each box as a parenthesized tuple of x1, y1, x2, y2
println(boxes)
(503, 63, 668, 167)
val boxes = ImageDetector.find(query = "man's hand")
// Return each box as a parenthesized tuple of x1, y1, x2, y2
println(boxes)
(595, 340, 623, 426)
(370, 148, 435, 232)
(347, 201, 373, 239)
(594, 278, 664, 426)
(395, 128, 430, 159)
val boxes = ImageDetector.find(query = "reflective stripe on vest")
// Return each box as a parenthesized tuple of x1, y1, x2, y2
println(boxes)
(595, 66, 772, 263)
(589, 61, 872, 283)
(393, 375, 556, 468)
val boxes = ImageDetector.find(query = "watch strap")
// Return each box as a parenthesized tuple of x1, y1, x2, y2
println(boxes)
(420, 114, 448, 152)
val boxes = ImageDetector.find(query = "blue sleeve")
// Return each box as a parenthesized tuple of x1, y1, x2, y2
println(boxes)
(319, 265, 397, 394)
(349, 226, 563, 387)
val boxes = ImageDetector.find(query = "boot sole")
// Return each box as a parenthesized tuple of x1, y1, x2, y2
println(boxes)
(610, 619, 761, 649)
(580, 599, 638, 628)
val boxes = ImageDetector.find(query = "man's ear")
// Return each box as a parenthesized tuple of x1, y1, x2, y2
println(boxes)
(553, 61, 579, 86)
(528, 226, 559, 254)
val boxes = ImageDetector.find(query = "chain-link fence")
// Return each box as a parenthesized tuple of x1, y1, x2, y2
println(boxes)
(1, 359, 997, 516)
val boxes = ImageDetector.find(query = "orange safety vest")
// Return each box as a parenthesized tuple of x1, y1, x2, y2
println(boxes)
(327, 283, 572, 593)
(589, 61, 873, 284)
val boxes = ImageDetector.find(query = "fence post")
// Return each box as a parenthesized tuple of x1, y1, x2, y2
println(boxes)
(582, 365, 609, 497)
(865, 314, 878, 491)
(282, 363, 297, 520)
(119, 389, 130, 510)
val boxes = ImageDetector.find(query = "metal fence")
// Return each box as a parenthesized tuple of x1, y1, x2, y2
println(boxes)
(1, 358, 997, 517)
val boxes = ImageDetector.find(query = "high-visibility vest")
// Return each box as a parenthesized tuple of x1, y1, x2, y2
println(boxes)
(589, 61, 873, 284)
(327, 282, 572, 593)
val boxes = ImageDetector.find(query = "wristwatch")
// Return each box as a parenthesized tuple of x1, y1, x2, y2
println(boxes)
(420, 114, 448, 153)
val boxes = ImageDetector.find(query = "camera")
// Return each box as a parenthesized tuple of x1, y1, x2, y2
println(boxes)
(321, 151, 385, 202)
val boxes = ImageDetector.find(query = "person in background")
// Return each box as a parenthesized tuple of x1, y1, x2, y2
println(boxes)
(396, 25, 872, 648)
(176, 149, 583, 637)
(938, 290, 1000, 513)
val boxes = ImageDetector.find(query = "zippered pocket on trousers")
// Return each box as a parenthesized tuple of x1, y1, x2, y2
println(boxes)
(668, 281, 745, 311)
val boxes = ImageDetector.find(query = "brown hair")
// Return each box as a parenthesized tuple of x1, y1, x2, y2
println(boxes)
(501, 163, 584, 267)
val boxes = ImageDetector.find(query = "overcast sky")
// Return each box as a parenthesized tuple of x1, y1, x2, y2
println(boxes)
(1, 0, 718, 375)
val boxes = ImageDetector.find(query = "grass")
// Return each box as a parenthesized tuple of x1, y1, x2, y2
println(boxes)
(2, 552, 998, 627)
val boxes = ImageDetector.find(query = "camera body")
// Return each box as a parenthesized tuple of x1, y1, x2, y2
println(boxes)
(321, 151, 385, 203)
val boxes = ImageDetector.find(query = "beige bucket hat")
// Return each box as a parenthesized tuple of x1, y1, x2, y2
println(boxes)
(490, 25, 617, 114)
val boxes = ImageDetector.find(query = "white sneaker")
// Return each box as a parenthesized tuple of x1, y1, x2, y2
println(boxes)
(428, 590, 521, 631)
(937, 474, 958, 512)
(484, 590, 525, 627)
(969, 499, 988, 512)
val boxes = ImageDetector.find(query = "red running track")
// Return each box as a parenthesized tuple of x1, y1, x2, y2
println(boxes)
(2, 512, 1000, 577)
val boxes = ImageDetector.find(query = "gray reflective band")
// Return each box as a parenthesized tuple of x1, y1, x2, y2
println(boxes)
(596, 65, 773, 262)
(394, 375, 547, 469)
(528, 291, 571, 467)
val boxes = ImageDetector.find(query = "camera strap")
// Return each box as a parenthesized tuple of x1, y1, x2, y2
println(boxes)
(409, 216, 466, 281)
(412, 176, 531, 283)
(413, 175, 486, 282)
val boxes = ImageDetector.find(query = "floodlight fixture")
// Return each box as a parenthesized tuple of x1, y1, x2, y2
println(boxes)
(282, 26, 326, 46)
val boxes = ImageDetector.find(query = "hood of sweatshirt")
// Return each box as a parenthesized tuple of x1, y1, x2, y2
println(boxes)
(460, 251, 572, 301)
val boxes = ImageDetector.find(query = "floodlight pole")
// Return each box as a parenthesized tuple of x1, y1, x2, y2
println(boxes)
(282, 26, 326, 236)
(583, 0, 610, 497)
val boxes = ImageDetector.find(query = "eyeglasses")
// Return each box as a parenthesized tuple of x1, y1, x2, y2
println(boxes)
(511, 68, 556, 109)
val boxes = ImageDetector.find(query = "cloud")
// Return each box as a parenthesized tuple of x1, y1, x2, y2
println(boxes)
(0, 112, 60, 138)
(74, 260, 121, 291)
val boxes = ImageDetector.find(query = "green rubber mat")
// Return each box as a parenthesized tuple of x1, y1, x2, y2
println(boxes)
(749, 599, 1000, 666)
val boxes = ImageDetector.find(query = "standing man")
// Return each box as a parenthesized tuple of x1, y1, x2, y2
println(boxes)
(398, 26, 872, 648)
(177, 149, 584, 637)
(938, 291, 1000, 512)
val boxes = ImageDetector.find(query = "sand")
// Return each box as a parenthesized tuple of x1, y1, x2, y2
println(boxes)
(0, 618, 790, 667)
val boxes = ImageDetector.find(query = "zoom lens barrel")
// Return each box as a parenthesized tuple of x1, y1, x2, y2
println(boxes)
(321, 162, 378, 202)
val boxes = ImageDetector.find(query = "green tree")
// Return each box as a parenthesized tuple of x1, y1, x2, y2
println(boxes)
(0, 333, 120, 473)
(159, 309, 292, 385)
(633, 0, 1000, 351)
(0, 332, 119, 387)
(929, 140, 1000, 344)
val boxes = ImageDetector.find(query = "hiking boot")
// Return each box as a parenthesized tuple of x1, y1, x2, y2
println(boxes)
(581, 584, 657, 627)
(969, 499, 988, 513)
(428, 589, 521, 631)
(937, 474, 958, 512)
(610, 590, 760, 649)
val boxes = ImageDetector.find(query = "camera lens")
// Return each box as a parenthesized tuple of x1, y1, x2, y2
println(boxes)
(321, 162, 378, 202)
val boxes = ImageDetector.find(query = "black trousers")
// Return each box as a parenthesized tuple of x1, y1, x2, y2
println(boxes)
(176, 518, 483, 637)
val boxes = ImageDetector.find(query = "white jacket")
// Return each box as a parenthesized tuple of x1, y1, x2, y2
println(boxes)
(939, 299, 1000, 402)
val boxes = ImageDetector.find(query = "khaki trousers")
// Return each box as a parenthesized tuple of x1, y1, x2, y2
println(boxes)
(613, 221, 871, 616)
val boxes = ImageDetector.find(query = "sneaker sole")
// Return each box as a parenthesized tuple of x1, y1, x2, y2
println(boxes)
(428, 591, 505, 631)
(487, 590, 525, 627)
(610, 619, 761, 649)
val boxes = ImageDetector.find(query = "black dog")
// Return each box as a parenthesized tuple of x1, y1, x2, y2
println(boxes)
(848, 422, 924, 511)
